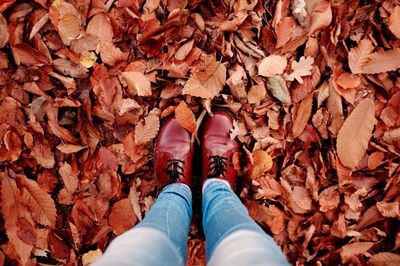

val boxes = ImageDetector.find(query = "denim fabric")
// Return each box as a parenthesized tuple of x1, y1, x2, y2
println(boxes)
(93, 180, 289, 266)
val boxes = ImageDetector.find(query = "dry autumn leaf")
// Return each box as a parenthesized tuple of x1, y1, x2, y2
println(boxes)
(182, 60, 226, 99)
(258, 55, 287, 77)
(361, 48, 400, 74)
(251, 149, 273, 178)
(348, 39, 373, 74)
(248, 84, 266, 104)
(285, 56, 314, 84)
(175, 101, 196, 133)
(337, 98, 376, 169)
(122, 71, 152, 97)
(292, 94, 313, 138)
(108, 199, 137, 235)
(266, 75, 291, 104)
(135, 113, 160, 145)
(389, 6, 400, 39)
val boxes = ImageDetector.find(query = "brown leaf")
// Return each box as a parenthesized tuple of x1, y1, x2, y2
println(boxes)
(108, 199, 137, 235)
(82, 249, 102, 266)
(348, 39, 373, 74)
(31, 140, 55, 169)
(370, 252, 400, 266)
(266, 75, 291, 104)
(86, 13, 113, 43)
(57, 3, 82, 45)
(376, 201, 400, 218)
(292, 94, 313, 138)
(248, 84, 266, 104)
(56, 144, 87, 154)
(336, 72, 361, 89)
(59, 162, 79, 195)
(182, 60, 226, 99)
(21, 176, 57, 227)
(251, 149, 273, 178)
(389, 6, 400, 39)
(175, 101, 196, 133)
(175, 40, 194, 60)
(135, 113, 160, 145)
(367, 151, 385, 170)
(337, 98, 376, 169)
(122, 71, 152, 97)
(100, 41, 128, 66)
(319, 185, 340, 212)
(11, 44, 49, 66)
(258, 55, 287, 77)
(309, 1, 332, 35)
(340, 242, 374, 264)
(292, 186, 312, 211)
(361, 48, 400, 74)
(0, 13, 9, 48)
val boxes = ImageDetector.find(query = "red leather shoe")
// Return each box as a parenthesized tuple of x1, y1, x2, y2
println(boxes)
(201, 110, 240, 190)
(154, 116, 194, 189)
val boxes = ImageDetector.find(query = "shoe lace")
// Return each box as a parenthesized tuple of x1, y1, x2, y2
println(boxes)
(163, 159, 185, 185)
(207, 155, 228, 178)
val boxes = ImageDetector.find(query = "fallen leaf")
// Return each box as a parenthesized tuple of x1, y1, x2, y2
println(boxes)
(292, 0, 306, 24)
(82, 249, 102, 266)
(376, 201, 400, 218)
(122, 71, 152, 97)
(251, 149, 273, 178)
(248, 84, 266, 104)
(258, 55, 287, 78)
(135, 113, 160, 145)
(108, 199, 137, 235)
(175, 101, 196, 133)
(367, 151, 385, 170)
(348, 39, 374, 74)
(336, 72, 361, 89)
(182, 60, 226, 99)
(175, 40, 194, 60)
(340, 242, 374, 264)
(0, 13, 9, 48)
(292, 94, 313, 138)
(86, 13, 113, 43)
(361, 48, 400, 74)
(31, 140, 55, 169)
(59, 162, 79, 195)
(285, 56, 314, 84)
(389, 6, 400, 39)
(370, 252, 400, 266)
(56, 144, 87, 154)
(266, 75, 291, 104)
(309, 1, 332, 35)
(337, 98, 376, 169)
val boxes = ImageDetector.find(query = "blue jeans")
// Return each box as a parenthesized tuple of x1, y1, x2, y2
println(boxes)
(93, 180, 289, 266)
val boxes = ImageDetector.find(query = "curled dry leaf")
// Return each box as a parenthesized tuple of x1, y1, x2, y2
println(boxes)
(86, 13, 113, 43)
(122, 72, 152, 97)
(340, 242, 374, 264)
(266, 75, 291, 104)
(175, 101, 196, 133)
(175, 40, 194, 61)
(182, 60, 226, 99)
(389, 6, 400, 39)
(31, 140, 55, 169)
(369, 252, 400, 266)
(367, 151, 385, 170)
(376, 201, 400, 218)
(319, 185, 340, 212)
(292, 0, 306, 24)
(309, 1, 332, 35)
(56, 144, 87, 154)
(258, 55, 287, 78)
(337, 98, 376, 169)
(82, 249, 102, 266)
(348, 39, 373, 74)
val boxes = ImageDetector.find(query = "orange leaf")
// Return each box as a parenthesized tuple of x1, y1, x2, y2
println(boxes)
(86, 13, 113, 43)
(248, 84, 266, 104)
(56, 144, 87, 154)
(258, 55, 287, 77)
(175, 101, 196, 133)
(135, 113, 160, 145)
(367, 151, 384, 170)
(21, 176, 57, 227)
(59, 162, 79, 194)
(309, 1, 332, 35)
(348, 39, 373, 74)
(0, 13, 9, 48)
(182, 60, 226, 99)
(122, 71, 152, 97)
(361, 48, 400, 74)
(370, 252, 400, 266)
(251, 149, 273, 178)
(108, 199, 137, 235)
(292, 94, 313, 138)
(31, 140, 55, 169)
(337, 98, 376, 169)
(336, 72, 361, 89)
(389, 6, 400, 39)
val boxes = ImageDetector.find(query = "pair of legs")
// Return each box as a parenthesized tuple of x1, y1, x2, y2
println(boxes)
(93, 110, 289, 265)
(93, 179, 289, 265)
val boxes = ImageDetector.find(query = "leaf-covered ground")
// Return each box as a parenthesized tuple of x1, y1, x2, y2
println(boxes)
(1, 0, 400, 265)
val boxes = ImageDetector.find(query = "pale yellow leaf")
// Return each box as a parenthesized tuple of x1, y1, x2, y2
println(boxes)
(337, 98, 376, 169)
(82, 249, 103, 266)
(285, 56, 314, 84)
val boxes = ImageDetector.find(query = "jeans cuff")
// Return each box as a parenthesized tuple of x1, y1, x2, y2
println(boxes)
(202, 178, 231, 193)
(163, 183, 192, 197)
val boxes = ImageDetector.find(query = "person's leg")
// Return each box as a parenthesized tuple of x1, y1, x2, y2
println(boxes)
(93, 183, 192, 266)
(202, 179, 289, 265)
